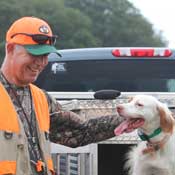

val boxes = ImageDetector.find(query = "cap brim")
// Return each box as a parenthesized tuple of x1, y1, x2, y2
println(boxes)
(23, 44, 61, 57)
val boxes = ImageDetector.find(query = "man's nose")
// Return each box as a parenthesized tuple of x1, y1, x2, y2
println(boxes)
(34, 56, 48, 66)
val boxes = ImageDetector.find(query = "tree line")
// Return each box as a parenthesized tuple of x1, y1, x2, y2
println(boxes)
(0, 0, 167, 63)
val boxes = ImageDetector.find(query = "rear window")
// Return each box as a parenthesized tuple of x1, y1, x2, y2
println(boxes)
(35, 48, 175, 92)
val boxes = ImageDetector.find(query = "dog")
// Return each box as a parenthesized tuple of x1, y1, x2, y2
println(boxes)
(114, 95, 175, 175)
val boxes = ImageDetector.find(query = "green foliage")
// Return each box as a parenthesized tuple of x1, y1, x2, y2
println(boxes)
(65, 0, 167, 47)
(0, 0, 96, 63)
(0, 0, 167, 64)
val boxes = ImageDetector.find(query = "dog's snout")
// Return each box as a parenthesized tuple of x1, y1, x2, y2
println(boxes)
(117, 105, 124, 113)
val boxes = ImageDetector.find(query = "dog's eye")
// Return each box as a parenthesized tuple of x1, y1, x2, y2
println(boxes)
(136, 103, 144, 107)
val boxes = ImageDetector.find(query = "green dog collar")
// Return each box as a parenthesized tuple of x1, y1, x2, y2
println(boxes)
(138, 127, 162, 141)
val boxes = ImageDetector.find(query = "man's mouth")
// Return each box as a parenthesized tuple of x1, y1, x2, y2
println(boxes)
(28, 66, 40, 73)
(114, 118, 145, 136)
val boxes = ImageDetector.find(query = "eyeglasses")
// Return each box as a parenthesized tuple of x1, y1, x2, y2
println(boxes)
(11, 33, 57, 45)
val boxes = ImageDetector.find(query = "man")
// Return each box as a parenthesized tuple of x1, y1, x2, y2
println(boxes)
(0, 16, 124, 175)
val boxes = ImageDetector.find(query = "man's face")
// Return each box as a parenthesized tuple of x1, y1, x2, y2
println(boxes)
(10, 45, 48, 86)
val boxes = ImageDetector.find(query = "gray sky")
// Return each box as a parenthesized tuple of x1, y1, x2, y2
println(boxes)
(129, 0, 174, 47)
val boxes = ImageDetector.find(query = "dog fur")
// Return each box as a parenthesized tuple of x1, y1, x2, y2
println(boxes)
(115, 95, 175, 175)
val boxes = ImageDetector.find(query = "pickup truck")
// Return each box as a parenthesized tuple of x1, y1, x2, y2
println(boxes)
(35, 47, 175, 175)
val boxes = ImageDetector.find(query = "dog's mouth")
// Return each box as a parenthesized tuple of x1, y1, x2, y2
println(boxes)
(114, 118, 145, 136)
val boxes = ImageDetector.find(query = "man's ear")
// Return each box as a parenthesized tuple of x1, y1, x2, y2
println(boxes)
(6, 43, 15, 54)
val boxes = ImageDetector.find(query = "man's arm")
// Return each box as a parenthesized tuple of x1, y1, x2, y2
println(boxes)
(50, 111, 123, 147)
(44, 91, 123, 148)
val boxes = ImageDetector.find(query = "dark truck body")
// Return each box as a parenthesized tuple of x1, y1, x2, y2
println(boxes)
(35, 47, 175, 175)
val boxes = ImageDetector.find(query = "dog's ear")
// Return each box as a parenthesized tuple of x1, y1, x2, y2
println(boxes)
(128, 96, 133, 102)
(157, 104, 175, 133)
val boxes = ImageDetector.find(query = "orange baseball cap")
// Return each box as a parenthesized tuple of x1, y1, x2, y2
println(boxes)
(6, 16, 61, 56)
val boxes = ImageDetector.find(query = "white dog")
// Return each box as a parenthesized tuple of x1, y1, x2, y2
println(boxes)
(114, 95, 175, 175)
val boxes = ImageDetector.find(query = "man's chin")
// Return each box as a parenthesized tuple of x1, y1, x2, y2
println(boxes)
(19, 77, 38, 86)
(29, 77, 38, 83)
(28, 73, 39, 80)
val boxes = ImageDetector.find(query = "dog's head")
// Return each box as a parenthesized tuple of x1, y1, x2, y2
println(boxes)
(114, 95, 174, 136)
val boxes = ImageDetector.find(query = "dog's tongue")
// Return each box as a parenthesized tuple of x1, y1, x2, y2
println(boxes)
(114, 118, 144, 136)
(114, 120, 130, 136)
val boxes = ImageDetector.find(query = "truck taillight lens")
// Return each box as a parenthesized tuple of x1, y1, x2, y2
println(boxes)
(112, 48, 172, 57)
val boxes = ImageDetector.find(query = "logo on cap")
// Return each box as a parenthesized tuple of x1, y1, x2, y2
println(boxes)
(39, 25, 49, 34)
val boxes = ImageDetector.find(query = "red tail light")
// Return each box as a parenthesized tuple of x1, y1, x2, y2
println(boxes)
(112, 48, 172, 57)
(131, 49, 154, 57)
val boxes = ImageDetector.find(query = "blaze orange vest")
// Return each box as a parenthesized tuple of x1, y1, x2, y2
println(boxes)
(0, 83, 54, 174)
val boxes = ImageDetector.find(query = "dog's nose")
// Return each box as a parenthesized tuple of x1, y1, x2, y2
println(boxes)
(116, 105, 124, 113)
